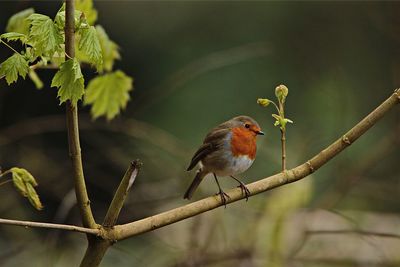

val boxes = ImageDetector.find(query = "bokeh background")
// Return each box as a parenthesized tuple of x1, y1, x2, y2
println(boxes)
(1, 1, 400, 267)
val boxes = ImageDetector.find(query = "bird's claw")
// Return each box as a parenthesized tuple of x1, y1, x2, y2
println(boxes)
(217, 190, 230, 208)
(237, 183, 251, 201)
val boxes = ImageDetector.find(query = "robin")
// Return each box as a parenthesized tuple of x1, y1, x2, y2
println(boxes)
(184, 115, 264, 205)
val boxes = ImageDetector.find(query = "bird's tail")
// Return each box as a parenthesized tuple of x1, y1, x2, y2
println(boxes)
(183, 169, 207, 200)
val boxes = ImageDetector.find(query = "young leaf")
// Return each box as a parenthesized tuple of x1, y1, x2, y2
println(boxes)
(275, 84, 289, 103)
(96, 25, 120, 71)
(26, 14, 63, 57)
(10, 167, 43, 210)
(51, 58, 85, 106)
(76, 0, 98, 25)
(257, 98, 271, 107)
(6, 8, 34, 35)
(26, 182, 43, 210)
(78, 26, 102, 71)
(0, 32, 28, 43)
(85, 70, 133, 120)
(0, 53, 29, 85)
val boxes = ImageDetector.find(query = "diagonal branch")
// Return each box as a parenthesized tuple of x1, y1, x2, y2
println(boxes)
(65, 0, 96, 229)
(107, 89, 399, 241)
(103, 160, 142, 227)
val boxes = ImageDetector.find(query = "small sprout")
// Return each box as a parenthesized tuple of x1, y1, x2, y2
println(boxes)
(275, 84, 289, 103)
(272, 114, 294, 130)
(257, 98, 271, 107)
(9, 167, 43, 210)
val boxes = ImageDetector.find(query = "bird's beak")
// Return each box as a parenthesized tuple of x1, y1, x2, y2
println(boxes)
(257, 130, 265, 135)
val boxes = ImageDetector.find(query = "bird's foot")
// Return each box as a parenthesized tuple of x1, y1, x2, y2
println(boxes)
(237, 182, 251, 201)
(216, 189, 230, 208)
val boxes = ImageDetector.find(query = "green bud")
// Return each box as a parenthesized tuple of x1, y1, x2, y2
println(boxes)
(275, 84, 289, 103)
(257, 98, 271, 107)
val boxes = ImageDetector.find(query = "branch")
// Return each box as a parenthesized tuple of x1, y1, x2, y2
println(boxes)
(103, 160, 141, 227)
(0, 218, 99, 235)
(65, 0, 96, 229)
(307, 229, 400, 239)
(106, 89, 399, 241)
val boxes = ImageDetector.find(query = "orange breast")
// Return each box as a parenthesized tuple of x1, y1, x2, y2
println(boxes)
(230, 127, 257, 159)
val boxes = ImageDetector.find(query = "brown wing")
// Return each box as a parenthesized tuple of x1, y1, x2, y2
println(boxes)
(186, 127, 230, 171)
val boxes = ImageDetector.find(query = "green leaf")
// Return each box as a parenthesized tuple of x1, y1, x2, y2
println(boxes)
(11, 169, 28, 196)
(6, 8, 34, 35)
(10, 167, 42, 210)
(76, 0, 98, 25)
(0, 53, 29, 85)
(51, 58, 85, 106)
(96, 25, 120, 72)
(85, 70, 133, 120)
(78, 26, 102, 71)
(0, 32, 28, 43)
(27, 13, 63, 57)
(25, 182, 43, 210)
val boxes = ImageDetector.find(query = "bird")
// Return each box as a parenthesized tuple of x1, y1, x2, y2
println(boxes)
(183, 115, 264, 206)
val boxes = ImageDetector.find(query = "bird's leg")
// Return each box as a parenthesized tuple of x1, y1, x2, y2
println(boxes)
(213, 173, 230, 207)
(229, 175, 251, 201)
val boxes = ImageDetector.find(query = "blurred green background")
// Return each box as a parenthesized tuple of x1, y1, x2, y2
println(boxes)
(0, 1, 399, 267)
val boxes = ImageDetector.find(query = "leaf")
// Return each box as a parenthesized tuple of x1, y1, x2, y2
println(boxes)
(0, 32, 28, 43)
(78, 26, 102, 71)
(26, 13, 63, 57)
(6, 8, 34, 35)
(76, 0, 98, 25)
(11, 170, 28, 196)
(25, 182, 43, 210)
(10, 167, 43, 210)
(51, 58, 85, 106)
(96, 25, 120, 72)
(0, 53, 29, 85)
(85, 70, 133, 120)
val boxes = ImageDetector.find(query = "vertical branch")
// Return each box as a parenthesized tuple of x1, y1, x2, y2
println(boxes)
(279, 101, 286, 171)
(65, 0, 96, 229)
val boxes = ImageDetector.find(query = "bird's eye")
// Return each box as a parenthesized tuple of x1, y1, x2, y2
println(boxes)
(244, 123, 250, 129)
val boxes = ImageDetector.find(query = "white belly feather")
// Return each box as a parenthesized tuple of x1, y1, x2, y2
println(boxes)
(212, 155, 254, 176)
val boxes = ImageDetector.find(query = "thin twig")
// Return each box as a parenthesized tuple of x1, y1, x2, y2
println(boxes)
(0, 218, 99, 235)
(307, 229, 400, 239)
(279, 99, 286, 171)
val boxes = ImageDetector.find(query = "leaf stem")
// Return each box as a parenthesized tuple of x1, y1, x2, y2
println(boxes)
(0, 40, 22, 55)
(270, 100, 280, 114)
(0, 179, 12, 187)
(0, 169, 11, 178)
